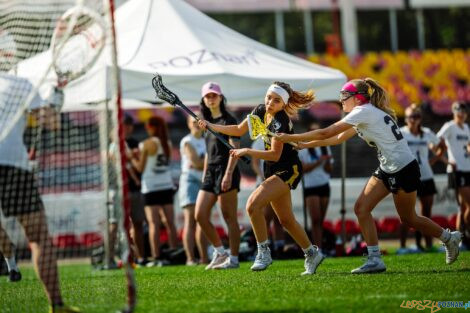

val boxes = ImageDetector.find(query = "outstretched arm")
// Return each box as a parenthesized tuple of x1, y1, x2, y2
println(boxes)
(278, 120, 353, 143)
(298, 127, 357, 149)
(198, 118, 248, 137)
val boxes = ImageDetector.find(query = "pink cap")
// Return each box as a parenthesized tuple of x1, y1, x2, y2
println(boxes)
(201, 82, 222, 97)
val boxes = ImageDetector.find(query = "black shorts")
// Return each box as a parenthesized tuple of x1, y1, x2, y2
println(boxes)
(143, 189, 174, 206)
(373, 160, 421, 194)
(265, 159, 303, 190)
(448, 171, 470, 189)
(304, 183, 331, 198)
(0, 165, 43, 217)
(201, 164, 240, 195)
(417, 179, 437, 197)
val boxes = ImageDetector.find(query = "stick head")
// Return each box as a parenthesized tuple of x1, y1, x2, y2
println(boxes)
(151, 74, 180, 106)
(247, 114, 269, 142)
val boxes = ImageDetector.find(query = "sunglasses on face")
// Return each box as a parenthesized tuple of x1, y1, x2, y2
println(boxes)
(453, 108, 467, 113)
(339, 91, 368, 102)
(406, 114, 421, 120)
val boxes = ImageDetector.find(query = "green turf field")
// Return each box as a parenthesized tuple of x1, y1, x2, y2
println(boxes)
(1, 252, 469, 313)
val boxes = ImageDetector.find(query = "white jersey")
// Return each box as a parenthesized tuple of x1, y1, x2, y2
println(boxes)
(0, 74, 44, 170)
(298, 147, 333, 188)
(343, 103, 415, 173)
(179, 133, 205, 179)
(400, 126, 440, 181)
(437, 121, 470, 172)
(140, 137, 174, 193)
(251, 138, 265, 185)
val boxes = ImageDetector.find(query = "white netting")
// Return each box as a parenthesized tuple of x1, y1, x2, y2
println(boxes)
(0, 1, 133, 312)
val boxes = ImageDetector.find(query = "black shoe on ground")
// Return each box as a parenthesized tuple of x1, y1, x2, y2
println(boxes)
(8, 270, 22, 282)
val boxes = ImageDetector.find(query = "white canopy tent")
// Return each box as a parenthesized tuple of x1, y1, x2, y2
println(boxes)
(16, 0, 346, 111)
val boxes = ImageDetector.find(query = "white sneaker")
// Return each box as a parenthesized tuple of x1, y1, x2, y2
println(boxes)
(205, 251, 228, 270)
(351, 255, 386, 274)
(443, 230, 462, 265)
(250, 248, 273, 271)
(301, 246, 325, 276)
(213, 257, 240, 270)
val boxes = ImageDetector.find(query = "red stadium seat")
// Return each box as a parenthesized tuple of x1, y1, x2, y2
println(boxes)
(448, 214, 458, 231)
(378, 216, 401, 234)
(322, 220, 335, 233)
(334, 219, 360, 235)
(159, 228, 168, 244)
(79, 232, 103, 247)
(215, 225, 228, 240)
(431, 215, 450, 229)
(53, 233, 80, 248)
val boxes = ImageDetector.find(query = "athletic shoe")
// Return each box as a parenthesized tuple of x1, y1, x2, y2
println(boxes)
(8, 270, 22, 282)
(396, 247, 412, 255)
(301, 246, 325, 276)
(100, 260, 118, 270)
(205, 251, 229, 270)
(185, 260, 198, 266)
(250, 248, 273, 271)
(212, 257, 240, 270)
(443, 230, 462, 265)
(146, 259, 170, 267)
(49, 304, 81, 313)
(351, 255, 386, 274)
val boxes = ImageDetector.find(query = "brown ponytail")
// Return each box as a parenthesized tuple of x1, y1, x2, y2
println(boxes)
(273, 81, 315, 118)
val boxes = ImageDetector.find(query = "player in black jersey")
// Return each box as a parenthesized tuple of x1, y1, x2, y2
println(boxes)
(198, 81, 325, 275)
(195, 82, 241, 270)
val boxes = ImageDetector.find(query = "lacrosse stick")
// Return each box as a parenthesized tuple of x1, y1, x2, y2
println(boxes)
(151, 74, 250, 165)
(247, 114, 297, 147)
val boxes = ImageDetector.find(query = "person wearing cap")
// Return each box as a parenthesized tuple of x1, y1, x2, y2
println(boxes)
(277, 78, 462, 274)
(398, 104, 442, 253)
(437, 101, 470, 248)
(195, 82, 242, 270)
(198, 81, 325, 276)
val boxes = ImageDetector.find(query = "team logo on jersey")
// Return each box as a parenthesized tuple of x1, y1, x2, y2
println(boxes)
(272, 120, 281, 131)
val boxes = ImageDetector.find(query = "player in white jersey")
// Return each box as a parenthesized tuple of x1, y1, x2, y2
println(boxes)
(399, 104, 442, 253)
(179, 115, 208, 265)
(0, 74, 80, 312)
(298, 122, 333, 250)
(278, 78, 462, 273)
(437, 101, 470, 247)
(128, 116, 176, 267)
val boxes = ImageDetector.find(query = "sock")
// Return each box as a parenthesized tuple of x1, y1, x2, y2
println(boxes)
(274, 240, 285, 250)
(367, 245, 380, 257)
(4, 256, 18, 272)
(229, 255, 239, 264)
(214, 246, 225, 255)
(439, 229, 451, 243)
(302, 245, 315, 255)
(257, 240, 269, 250)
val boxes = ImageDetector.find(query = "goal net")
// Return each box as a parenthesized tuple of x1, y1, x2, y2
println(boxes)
(0, 0, 135, 312)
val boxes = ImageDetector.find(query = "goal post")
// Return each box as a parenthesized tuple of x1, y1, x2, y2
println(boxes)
(0, 1, 135, 312)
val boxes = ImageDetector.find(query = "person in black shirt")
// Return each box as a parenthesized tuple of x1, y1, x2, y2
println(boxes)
(123, 115, 146, 265)
(198, 81, 325, 275)
(195, 82, 241, 270)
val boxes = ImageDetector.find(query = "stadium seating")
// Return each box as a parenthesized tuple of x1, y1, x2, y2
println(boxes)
(309, 49, 470, 117)
(334, 218, 360, 235)
(431, 215, 450, 229)
(79, 232, 103, 248)
(53, 233, 80, 248)
(378, 216, 401, 235)
(448, 213, 458, 231)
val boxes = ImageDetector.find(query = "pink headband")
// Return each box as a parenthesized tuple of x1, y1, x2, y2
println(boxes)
(341, 82, 368, 103)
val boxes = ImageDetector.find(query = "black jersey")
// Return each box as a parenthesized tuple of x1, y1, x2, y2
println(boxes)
(250, 104, 300, 169)
(205, 113, 240, 166)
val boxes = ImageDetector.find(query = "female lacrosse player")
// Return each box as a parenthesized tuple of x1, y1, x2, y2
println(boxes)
(437, 101, 470, 249)
(198, 82, 325, 275)
(277, 78, 462, 274)
(398, 104, 441, 253)
(129, 116, 177, 267)
(0, 74, 79, 312)
(195, 82, 241, 270)
(179, 115, 208, 265)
